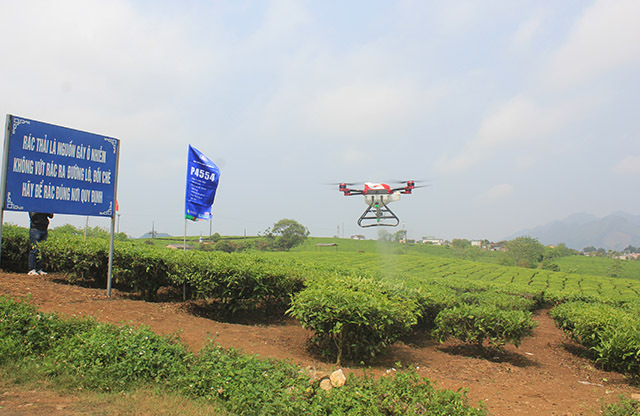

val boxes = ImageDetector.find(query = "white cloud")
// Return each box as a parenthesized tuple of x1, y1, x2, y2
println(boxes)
(510, 16, 542, 50)
(338, 147, 373, 166)
(252, 35, 445, 144)
(308, 82, 420, 140)
(475, 96, 541, 149)
(613, 155, 640, 174)
(244, 0, 310, 52)
(542, 0, 640, 90)
(429, 1, 488, 36)
(436, 0, 640, 177)
(434, 95, 587, 175)
(1, 0, 217, 132)
(477, 184, 514, 204)
(433, 152, 483, 176)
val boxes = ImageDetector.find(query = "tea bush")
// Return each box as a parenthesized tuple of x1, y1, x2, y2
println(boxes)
(40, 233, 110, 285)
(169, 251, 307, 314)
(0, 224, 30, 272)
(459, 290, 538, 312)
(288, 275, 420, 364)
(551, 301, 640, 375)
(433, 304, 537, 348)
(113, 243, 174, 299)
(403, 282, 461, 329)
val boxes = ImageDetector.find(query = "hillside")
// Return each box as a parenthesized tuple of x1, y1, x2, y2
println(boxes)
(507, 211, 640, 251)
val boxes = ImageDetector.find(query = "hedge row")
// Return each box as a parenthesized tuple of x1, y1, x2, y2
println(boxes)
(550, 301, 640, 376)
(0, 295, 487, 416)
(288, 273, 540, 364)
(1, 226, 307, 313)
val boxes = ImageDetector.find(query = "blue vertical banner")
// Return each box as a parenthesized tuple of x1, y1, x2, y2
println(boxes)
(3, 115, 119, 217)
(185, 145, 220, 221)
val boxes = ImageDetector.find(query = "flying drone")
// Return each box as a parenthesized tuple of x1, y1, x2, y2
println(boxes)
(338, 180, 425, 228)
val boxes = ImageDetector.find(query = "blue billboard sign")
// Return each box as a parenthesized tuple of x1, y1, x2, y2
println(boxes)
(185, 145, 220, 221)
(2, 115, 119, 217)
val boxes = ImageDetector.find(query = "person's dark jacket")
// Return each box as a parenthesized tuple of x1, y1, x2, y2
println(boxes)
(29, 212, 54, 231)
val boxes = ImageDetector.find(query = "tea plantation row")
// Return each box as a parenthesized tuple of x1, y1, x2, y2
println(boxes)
(1, 227, 539, 365)
(3, 225, 640, 377)
(277, 250, 640, 374)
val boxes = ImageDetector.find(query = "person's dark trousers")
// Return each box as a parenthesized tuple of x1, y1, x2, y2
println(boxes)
(28, 228, 48, 271)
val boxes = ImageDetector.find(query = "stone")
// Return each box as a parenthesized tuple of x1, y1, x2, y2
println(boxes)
(330, 369, 346, 388)
(319, 379, 333, 391)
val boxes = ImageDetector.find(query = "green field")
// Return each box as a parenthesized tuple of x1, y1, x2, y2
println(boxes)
(3, 228, 640, 414)
(552, 255, 640, 280)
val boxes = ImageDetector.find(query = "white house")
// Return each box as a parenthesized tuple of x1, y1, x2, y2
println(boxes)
(422, 238, 444, 245)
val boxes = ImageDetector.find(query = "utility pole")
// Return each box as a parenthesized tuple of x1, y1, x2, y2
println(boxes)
(403, 223, 407, 255)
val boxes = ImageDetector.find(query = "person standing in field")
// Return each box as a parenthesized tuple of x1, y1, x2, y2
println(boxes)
(28, 212, 53, 276)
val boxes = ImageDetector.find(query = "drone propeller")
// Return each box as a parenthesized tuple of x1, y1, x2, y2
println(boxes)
(391, 179, 429, 184)
(328, 182, 362, 186)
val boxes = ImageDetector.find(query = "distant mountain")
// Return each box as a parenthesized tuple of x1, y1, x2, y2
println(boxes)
(506, 212, 640, 251)
(138, 232, 172, 239)
(609, 211, 640, 226)
(559, 212, 599, 225)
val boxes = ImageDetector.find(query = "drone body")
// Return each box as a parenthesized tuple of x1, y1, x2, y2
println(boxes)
(338, 180, 418, 228)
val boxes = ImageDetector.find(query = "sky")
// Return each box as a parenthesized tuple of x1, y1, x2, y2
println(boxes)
(1, 0, 639, 241)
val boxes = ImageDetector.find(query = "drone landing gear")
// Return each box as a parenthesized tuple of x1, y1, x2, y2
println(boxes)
(357, 201, 400, 228)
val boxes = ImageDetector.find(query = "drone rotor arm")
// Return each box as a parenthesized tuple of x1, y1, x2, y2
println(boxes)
(341, 189, 363, 196)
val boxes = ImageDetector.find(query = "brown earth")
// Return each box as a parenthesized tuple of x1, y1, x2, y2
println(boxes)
(0, 271, 638, 415)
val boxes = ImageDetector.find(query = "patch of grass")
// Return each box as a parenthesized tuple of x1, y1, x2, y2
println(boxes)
(601, 395, 640, 416)
(0, 373, 228, 416)
(1, 295, 486, 416)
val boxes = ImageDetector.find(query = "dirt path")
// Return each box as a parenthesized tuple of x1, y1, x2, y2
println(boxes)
(1, 272, 638, 415)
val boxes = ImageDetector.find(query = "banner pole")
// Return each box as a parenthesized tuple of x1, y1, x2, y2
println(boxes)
(183, 218, 187, 300)
(107, 213, 116, 297)
(0, 115, 13, 269)
(106, 139, 120, 297)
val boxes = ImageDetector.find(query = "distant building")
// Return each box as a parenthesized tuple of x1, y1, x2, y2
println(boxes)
(350, 235, 366, 240)
(488, 242, 506, 252)
(422, 238, 444, 245)
(471, 240, 482, 247)
(166, 244, 193, 250)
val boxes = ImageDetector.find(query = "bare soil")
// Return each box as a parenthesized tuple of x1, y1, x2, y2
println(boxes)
(1, 272, 638, 415)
